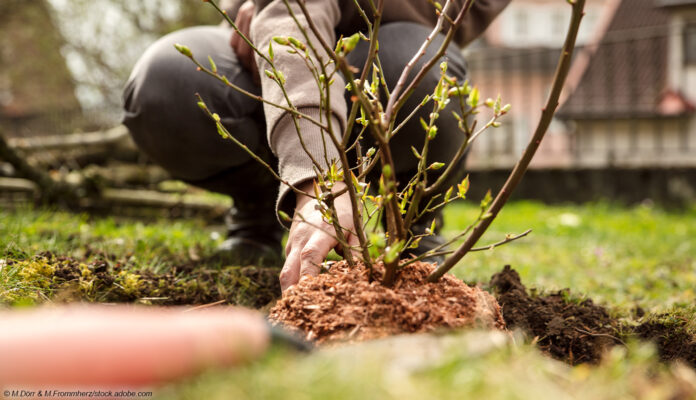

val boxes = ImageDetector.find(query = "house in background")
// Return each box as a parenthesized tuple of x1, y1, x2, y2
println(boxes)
(558, 0, 696, 168)
(464, 0, 613, 169)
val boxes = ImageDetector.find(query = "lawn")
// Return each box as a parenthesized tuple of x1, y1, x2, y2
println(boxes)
(1, 201, 695, 398)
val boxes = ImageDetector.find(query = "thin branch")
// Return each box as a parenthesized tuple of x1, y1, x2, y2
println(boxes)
(428, 0, 586, 282)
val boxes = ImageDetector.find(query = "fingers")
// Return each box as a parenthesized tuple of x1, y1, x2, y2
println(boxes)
(280, 250, 301, 292)
(280, 230, 336, 292)
(299, 233, 336, 278)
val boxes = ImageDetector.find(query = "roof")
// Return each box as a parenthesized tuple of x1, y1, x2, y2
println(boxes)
(557, 0, 691, 120)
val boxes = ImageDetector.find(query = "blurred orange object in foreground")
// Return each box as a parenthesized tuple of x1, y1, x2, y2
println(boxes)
(0, 305, 270, 387)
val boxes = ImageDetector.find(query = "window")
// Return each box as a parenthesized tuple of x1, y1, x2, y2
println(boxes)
(515, 9, 528, 37)
(685, 23, 696, 65)
(551, 10, 565, 37)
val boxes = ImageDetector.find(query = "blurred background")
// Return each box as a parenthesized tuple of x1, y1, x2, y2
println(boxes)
(1, 0, 695, 216)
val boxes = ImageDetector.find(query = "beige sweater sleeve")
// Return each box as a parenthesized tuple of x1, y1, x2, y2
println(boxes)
(251, 0, 345, 226)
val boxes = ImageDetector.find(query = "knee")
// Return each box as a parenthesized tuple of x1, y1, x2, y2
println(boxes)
(376, 22, 468, 88)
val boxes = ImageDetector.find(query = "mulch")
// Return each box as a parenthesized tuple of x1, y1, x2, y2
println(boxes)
(269, 260, 506, 344)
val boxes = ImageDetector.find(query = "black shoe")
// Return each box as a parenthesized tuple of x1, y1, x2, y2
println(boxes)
(214, 206, 284, 267)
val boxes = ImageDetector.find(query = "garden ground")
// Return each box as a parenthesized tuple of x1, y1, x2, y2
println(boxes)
(1, 200, 695, 399)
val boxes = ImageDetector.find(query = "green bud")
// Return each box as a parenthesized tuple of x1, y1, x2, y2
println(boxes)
(444, 186, 454, 203)
(428, 126, 438, 140)
(273, 36, 290, 45)
(174, 43, 192, 57)
(428, 162, 445, 170)
(275, 70, 286, 85)
(208, 56, 217, 73)
(382, 164, 392, 179)
(278, 210, 291, 221)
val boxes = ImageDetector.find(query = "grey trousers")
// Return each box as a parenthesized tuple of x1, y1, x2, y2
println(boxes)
(123, 22, 468, 220)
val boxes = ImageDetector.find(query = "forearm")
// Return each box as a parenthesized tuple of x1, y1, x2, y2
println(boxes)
(251, 0, 346, 221)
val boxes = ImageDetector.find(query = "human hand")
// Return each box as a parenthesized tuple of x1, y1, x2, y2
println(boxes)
(280, 181, 360, 292)
(229, 0, 259, 83)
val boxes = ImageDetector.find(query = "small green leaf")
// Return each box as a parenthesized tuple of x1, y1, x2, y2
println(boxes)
(339, 33, 361, 54)
(384, 240, 405, 264)
(428, 126, 438, 140)
(411, 146, 422, 160)
(444, 186, 454, 203)
(408, 237, 422, 249)
(420, 118, 429, 132)
(467, 87, 480, 108)
(208, 56, 217, 73)
(428, 219, 437, 235)
(382, 165, 392, 179)
(457, 175, 470, 199)
(268, 41, 274, 60)
(481, 189, 493, 210)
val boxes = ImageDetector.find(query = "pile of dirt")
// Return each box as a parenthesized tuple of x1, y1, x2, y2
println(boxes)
(269, 261, 506, 344)
(35, 253, 281, 307)
(635, 319, 696, 368)
(490, 265, 696, 368)
(490, 265, 620, 365)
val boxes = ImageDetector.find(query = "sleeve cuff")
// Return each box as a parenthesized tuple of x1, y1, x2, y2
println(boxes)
(271, 108, 344, 228)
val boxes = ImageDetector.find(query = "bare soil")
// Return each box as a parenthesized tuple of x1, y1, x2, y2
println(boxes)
(268, 261, 506, 344)
(490, 265, 619, 364)
(490, 265, 696, 368)
(634, 319, 696, 368)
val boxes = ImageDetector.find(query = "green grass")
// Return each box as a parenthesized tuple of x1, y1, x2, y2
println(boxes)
(444, 201, 696, 315)
(1, 201, 695, 398)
